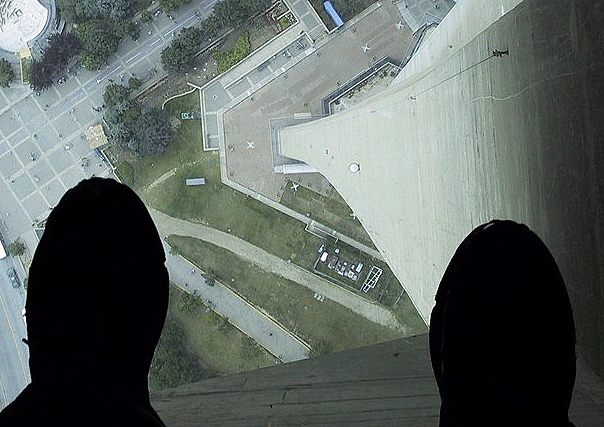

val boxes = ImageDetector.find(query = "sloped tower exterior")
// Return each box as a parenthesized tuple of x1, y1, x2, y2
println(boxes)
(279, 0, 604, 370)
(148, 1, 604, 425)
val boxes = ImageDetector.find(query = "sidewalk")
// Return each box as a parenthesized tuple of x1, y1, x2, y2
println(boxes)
(163, 241, 309, 363)
(151, 208, 401, 330)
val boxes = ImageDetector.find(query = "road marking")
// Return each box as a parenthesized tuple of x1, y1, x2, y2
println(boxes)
(203, 0, 219, 9)
(164, 13, 197, 37)
(63, 91, 85, 107)
(125, 52, 141, 63)
(150, 38, 161, 46)
(0, 288, 28, 385)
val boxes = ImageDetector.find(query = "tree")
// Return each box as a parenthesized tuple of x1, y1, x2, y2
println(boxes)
(160, 27, 205, 74)
(107, 121, 133, 150)
(201, 14, 221, 38)
(29, 59, 54, 92)
(57, 0, 133, 23)
(0, 58, 15, 87)
(134, 107, 173, 156)
(122, 102, 141, 126)
(149, 317, 209, 389)
(180, 26, 204, 45)
(140, 9, 152, 23)
(205, 268, 216, 287)
(43, 33, 82, 71)
(29, 32, 81, 91)
(160, 41, 188, 74)
(213, 0, 271, 28)
(126, 21, 140, 41)
(103, 83, 129, 107)
(128, 76, 142, 90)
(7, 239, 26, 257)
(159, 0, 192, 13)
(75, 20, 119, 71)
(213, 0, 247, 28)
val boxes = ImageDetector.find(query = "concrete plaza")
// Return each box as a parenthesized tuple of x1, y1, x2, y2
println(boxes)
(221, 1, 414, 201)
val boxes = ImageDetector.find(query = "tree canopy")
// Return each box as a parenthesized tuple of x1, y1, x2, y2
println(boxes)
(149, 317, 210, 389)
(29, 32, 82, 91)
(160, 27, 206, 74)
(0, 58, 15, 88)
(134, 107, 174, 156)
(103, 83, 129, 107)
(57, 0, 142, 70)
(74, 20, 120, 70)
(103, 83, 173, 158)
(213, 0, 271, 28)
(7, 239, 26, 257)
(159, 0, 192, 13)
(160, 0, 271, 75)
(56, 0, 134, 23)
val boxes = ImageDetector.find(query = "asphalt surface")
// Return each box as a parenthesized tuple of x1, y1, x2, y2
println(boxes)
(151, 208, 401, 330)
(164, 242, 309, 363)
(0, 256, 29, 410)
(0, 0, 223, 410)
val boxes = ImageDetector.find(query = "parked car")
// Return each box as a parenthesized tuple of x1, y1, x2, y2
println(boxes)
(7, 268, 20, 288)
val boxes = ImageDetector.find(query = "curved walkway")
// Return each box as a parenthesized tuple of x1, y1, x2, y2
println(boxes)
(150, 208, 402, 330)
(163, 242, 309, 363)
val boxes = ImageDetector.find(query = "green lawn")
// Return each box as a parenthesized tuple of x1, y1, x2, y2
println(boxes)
(168, 284, 277, 374)
(20, 57, 31, 83)
(280, 179, 376, 249)
(148, 168, 324, 267)
(379, 283, 427, 334)
(115, 91, 205, 191)
(119, 91, 427, 345)
(167, 235, 407, 354)
(117, 91, 323, 269)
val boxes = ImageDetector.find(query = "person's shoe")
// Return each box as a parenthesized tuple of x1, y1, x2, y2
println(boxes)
(430, 220, 576, 427)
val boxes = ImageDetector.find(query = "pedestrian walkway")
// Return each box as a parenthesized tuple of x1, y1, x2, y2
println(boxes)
(196, 19, 316, 149)
(222, 178, 383, 259)
(163, 242, 309, 363)
(150, 208, 402, 330)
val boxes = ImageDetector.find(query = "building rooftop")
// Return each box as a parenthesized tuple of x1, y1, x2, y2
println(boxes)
(279, 0, 604, 380)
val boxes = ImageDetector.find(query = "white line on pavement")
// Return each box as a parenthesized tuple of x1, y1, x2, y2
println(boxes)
(125, 52, 141, 63)
(63, 91, 85, 106)
(150, 38, 161, 46)
(163, 14, 197, 38)
(203, 0, 219, 10)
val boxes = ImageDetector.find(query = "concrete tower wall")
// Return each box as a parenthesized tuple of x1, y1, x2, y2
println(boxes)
(279, 0, 604, 376)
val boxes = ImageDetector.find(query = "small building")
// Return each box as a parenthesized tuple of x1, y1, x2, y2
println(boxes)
(85, 124, 108, 149)
(186, 178, 206, 186)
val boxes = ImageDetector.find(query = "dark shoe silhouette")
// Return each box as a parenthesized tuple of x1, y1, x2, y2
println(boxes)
(430, 220, 576, 427)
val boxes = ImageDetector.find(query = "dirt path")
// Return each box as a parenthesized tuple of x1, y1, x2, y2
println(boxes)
(149, 208, 404, 331)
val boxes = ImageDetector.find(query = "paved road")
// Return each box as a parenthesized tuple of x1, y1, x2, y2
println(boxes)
(164, 243, 309, 363)
(0, 256, 29, 410)
(0, 0, 220, 251)
(150, 208, 402, 330)
(0, 0, 223, 411)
